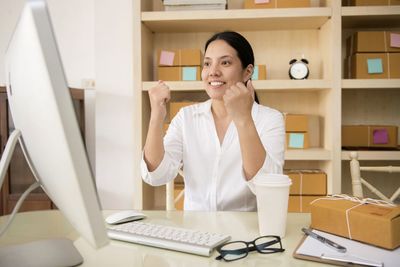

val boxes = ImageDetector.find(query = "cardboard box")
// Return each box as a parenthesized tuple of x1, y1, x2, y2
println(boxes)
(285, 114, 319, 133)
(349, 53, 389, 79)
(348, 0, 389, 6)
(285, 170, 327, 195)
(244, 0, 276, 9)
(251, 65, 267, 80)
(244, 0, 310, 8)
(288, 195, 322, 213)
(169, 101, 196, 120)
(342, 125, 398, 149)
(277, 0, 310, 8)
(389, 53, 400, 78)
(157, 49, 201, 66)
(158, 66, 201, 81)
(347, 31, 400, 56)
(310, 197, 400, 249)
(286, 132, 309, 149)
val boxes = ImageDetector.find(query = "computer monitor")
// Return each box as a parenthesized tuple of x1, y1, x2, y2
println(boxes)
(1, 0, 108, 264)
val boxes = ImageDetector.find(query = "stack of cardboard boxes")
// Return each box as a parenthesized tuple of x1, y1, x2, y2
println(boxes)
(345, 31, 400, 79)
(285, 114, 320, 149)
(251, 65, 267, 80)
(286, 170, 327, 213)
(244, 0, 310, 9)
(157, 49, 202, 81)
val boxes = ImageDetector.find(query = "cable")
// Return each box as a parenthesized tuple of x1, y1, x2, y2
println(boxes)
(0, 181, 40, 237)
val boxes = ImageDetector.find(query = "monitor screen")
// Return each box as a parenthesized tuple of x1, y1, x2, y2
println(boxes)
(4, 0, 108, 249)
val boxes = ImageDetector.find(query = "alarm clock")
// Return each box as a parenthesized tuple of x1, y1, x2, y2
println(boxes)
(289, 58, 309, 80)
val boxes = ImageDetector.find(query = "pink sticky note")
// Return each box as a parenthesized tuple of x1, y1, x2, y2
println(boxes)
(373, 129, 389, 144)
(390, 33, 400, 48)
(159, 50, 175, 66)
(255, 0, 269, 4)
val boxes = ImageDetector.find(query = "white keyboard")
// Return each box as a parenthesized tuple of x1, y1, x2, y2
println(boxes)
(107, 221, 231, 256)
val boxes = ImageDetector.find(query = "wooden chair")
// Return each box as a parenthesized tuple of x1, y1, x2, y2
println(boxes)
(166, 169, 185, 211)
(349, 151, 400, 203)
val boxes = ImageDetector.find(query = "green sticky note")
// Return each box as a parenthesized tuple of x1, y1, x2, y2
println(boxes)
(182, 67, 197, 81)
(289, 133, 304, 148)
(251, 66, 259, 80)
(367, 58, 383, 74)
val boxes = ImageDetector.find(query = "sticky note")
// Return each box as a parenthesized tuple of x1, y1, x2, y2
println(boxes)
(255, 0, 269, 3)
(182, 67, 197, 81)
(251, 66, 259, 80)
(373, 129, 389, 144)
(289, 133, 304, 148)
(159, 50, 175, 66)
(367, 58, 383, 74)
(390, 33, 400, 48)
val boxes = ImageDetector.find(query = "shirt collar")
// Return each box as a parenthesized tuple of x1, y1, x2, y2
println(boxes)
(193, 99, 259, 120)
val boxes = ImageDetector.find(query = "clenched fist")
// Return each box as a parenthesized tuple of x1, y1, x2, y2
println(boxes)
(223, 80, 255, 124)
(148, 80, 171, 121)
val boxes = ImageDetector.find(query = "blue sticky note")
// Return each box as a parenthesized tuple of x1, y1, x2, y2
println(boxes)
(182, 67, 197, 81)
(251, 66, 259, 80)
(289, 133, 305, 148)
(367, 58, 383, 74)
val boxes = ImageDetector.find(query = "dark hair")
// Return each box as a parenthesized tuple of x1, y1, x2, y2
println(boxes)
(204, 31, 259, 103)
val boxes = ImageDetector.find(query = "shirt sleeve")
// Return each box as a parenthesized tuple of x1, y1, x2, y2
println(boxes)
(141, 110, 184, 186)
(246, 111, 285, 194)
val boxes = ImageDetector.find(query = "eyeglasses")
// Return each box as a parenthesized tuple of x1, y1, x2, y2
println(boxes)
(215, 235, 285, 262)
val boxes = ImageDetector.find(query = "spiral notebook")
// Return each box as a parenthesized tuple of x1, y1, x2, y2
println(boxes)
(293, 229, 400, 267)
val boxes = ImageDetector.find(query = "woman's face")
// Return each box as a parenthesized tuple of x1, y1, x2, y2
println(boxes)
(201, 40, 252, 100)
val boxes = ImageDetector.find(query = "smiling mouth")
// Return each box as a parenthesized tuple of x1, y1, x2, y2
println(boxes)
(209, 81, 225, 87)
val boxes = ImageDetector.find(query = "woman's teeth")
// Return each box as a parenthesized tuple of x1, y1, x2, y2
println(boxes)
(210, 81, 224, 86)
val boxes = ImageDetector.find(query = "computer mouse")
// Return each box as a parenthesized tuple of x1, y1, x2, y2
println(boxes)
(105, 210, 146, 225)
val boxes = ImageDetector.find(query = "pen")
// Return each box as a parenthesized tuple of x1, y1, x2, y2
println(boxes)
(302, 228, 347, 253)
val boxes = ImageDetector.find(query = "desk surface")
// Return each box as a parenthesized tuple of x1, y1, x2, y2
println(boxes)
(0, 210, 331, 266)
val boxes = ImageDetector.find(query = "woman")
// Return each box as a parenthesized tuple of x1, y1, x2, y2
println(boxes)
(141, 31, 285, 211)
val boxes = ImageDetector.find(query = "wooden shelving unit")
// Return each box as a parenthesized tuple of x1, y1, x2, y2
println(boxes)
(134, 0, 399, 209)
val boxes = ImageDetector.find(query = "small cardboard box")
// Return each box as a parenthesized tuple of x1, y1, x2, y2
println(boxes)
(285, 114, 319, 133)
(347, 31, 400, 56)
(158, 66, 181, 81)
(277, 0, 310, 8)
(157, 49, 201, 66)
(346, 32, 386, 56)
(349, 53, 389, 79)
(286, 132, 309, 149)
(342, 125, 398, 149)
(158, 66, 201, 81)
(288, 195, 322, 213)
(251, 65, 267, 80)
(389, 53, 400, 78)
(285, 170, 327, 195)
(244, 0, 276, 9)
(169, 101, 196, 120)
(310, 197, 400, 249)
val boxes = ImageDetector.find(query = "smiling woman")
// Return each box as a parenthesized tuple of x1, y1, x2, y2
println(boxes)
(141, 31, 285, 212)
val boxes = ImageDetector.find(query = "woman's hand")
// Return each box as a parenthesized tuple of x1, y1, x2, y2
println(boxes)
(223, 80, 255, 125)
(148, 80, 171, 122)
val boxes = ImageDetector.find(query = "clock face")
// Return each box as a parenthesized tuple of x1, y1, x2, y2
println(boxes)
(290, 62, 308, 79)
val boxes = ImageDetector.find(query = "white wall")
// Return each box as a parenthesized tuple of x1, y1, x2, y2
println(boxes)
(0, 0, 136, 209)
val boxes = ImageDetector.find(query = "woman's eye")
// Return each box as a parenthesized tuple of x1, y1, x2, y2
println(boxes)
(203, 62, 210, 67)
(221, 60, 231, 66)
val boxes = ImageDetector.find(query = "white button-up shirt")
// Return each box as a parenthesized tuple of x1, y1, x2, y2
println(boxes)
(141, 100, 285, 211)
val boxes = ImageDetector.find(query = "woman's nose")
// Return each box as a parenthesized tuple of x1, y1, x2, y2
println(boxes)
(209, 63, 220, 76)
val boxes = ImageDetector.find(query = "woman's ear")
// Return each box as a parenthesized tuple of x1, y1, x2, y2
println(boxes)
(244, 64, 254, 82)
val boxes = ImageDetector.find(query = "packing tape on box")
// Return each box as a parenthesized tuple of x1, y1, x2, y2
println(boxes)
(310, 194, 396, 240)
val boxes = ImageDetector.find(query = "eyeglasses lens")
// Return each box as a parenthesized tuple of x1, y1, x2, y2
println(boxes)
(219, 241, 248, 261)
(255, 236, 281, 253)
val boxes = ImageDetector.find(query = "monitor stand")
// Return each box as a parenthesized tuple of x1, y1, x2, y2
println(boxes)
(0, 130, 84, 267)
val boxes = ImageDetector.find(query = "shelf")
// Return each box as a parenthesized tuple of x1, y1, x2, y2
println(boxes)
(342, 79, 400, 90)
(341, 150, 400, 161)
(342, 6, 400, 28)
(142, 80, 331, 91)
(142, 7, 331, 32)
(285, 148, 331, 161)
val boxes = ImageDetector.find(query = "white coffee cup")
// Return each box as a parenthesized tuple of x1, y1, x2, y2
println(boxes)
(254, 174, 292, 238)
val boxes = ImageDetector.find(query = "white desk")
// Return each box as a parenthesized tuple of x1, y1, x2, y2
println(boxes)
(0, 210, 331, 266)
